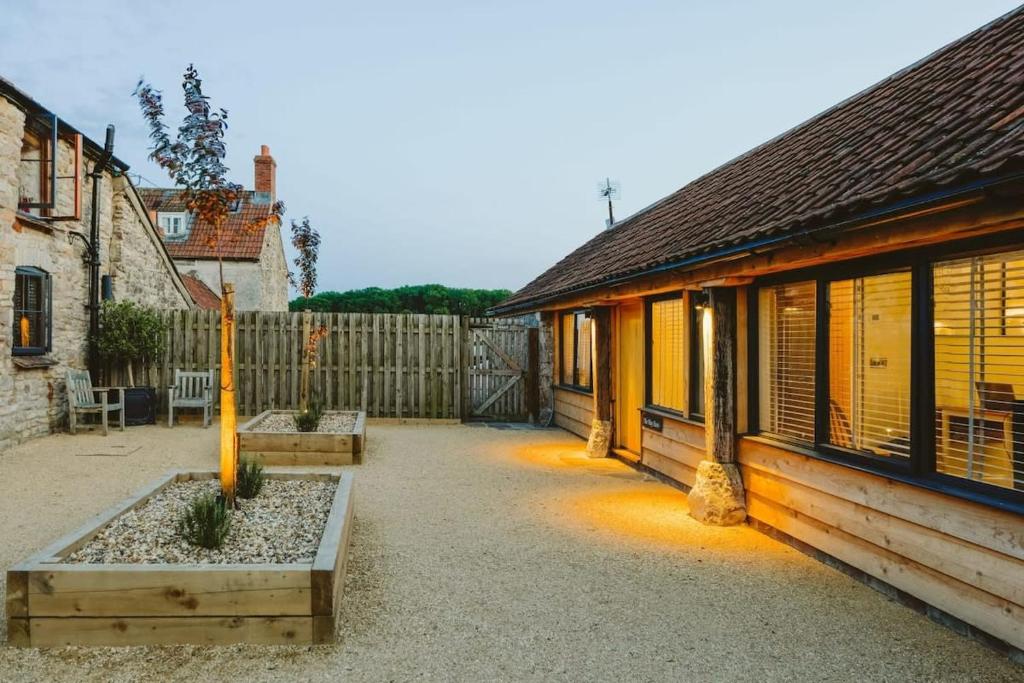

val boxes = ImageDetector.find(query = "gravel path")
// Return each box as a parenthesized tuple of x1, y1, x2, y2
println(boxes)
(66, 479, 335, 565)
(1, 423, 1020, 682)
(256, 412, 358, 433)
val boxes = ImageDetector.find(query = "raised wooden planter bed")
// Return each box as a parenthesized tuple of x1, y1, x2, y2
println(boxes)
(238, 410, 367, 466)
(5, 469, 354, 647)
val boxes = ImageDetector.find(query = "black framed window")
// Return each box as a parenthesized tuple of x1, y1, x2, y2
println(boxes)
(644, 291, 707, 422)
(752, 239, 1024, 508)
(647, 294, 685, 413)
(825, 270, 912, 460)
(760, 267, 913, 470)
(559, 310, 592, 391)
(758, 280, 817, 443)
(13, 266, 51, 356)
(18, 126, 52, 216)
(933, 249, 1024, 492)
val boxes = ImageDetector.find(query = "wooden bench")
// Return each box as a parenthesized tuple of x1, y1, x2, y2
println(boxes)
(168, 370, 213, 427)
(66, 370, 125, 436)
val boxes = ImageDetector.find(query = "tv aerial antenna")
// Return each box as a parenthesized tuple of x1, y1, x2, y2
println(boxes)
(598, 178, 620, 228)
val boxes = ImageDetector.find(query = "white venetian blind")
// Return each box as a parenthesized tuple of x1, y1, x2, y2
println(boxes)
(934, 250, 1024, 491)
(650, 297, 685, 412)
(759, 281, 816, 442)
(827, 271, 912, 458)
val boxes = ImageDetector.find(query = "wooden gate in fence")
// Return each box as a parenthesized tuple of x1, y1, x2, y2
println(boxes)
(463, 318, 538, 421)
(114, 310, 537, 421)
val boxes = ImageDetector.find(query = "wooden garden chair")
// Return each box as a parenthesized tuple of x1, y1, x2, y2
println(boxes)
(828, 399, 853, 449)
(168, 370, 214, 427)
(66, 369, 125, 435)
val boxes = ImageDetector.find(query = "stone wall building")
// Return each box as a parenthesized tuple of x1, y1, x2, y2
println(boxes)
(0, 77, 193, 450)
(139, 146, 290, 312)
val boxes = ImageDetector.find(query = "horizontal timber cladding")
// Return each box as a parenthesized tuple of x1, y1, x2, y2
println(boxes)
(738, 437, 1024, 650)
(640, 413, 705, 488)
(554, 387, 593, 439)
(108, 311, 470, 419)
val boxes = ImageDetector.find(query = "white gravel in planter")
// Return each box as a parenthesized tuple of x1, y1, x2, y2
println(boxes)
(64, 478, 336, 565)
(257, 411, 359, 433)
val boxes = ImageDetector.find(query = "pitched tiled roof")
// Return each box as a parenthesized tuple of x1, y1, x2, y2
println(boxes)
(497, 7, 1024, 313)
(181, 274, 221, 310)
(139, 188, 275, 260)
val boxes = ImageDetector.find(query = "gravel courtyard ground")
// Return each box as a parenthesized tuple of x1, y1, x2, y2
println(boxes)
(0, 423, 1020, 682)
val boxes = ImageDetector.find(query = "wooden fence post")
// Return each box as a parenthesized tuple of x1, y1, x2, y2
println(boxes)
(299, 309, 312, 412)
(460, 317, 471, 418)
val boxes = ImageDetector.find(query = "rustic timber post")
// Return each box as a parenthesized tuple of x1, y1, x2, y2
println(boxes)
(586, 306, 613, 457)
(219, 284, 238, 504)
(687, 287, 747, 525)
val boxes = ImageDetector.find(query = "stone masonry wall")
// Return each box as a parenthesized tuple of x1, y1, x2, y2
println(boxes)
(0, 95, 190, 451)
(174, 222, 289, 311)
(260, 223, 289, 311)
(538, 311, 554, 424)
(175, 259, 259, 310)
(108, 182, 191, 308)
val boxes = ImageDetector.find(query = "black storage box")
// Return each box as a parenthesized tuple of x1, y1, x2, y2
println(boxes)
(120, 386, 157, 426)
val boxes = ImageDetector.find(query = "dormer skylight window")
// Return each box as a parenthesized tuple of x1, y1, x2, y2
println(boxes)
(158, 212, 189, 237)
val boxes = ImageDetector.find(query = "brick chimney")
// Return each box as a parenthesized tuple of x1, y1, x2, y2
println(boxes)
(253, 145, 276, 203)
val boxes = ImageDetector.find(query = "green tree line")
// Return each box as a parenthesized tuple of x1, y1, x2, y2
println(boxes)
(290, 285, 512, 317)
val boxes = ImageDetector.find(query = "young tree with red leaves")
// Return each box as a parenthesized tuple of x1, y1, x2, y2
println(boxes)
(135, 65, 284, 504)
(289, 217, 324, 412)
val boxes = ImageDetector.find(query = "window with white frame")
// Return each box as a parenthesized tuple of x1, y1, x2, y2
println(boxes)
(158, 212, 188, 237)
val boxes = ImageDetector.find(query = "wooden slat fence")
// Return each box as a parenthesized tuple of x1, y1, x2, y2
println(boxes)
(111, 311, 467, 419)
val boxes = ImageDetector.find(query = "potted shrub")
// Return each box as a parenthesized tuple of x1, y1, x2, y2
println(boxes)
(94, 300, 166, 425)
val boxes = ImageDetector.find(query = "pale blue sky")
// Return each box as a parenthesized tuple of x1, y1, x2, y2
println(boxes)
(2, 1, 1019, 294)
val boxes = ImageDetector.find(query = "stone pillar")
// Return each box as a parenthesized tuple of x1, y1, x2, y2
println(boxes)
(687, 287, 747, 525)
(525, 326, 541, 423)
(586, 306, 613, 458)
(538, 312, 555, 425)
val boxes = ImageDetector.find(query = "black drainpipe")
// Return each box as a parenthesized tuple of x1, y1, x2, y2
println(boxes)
(87, 125, 115, 378)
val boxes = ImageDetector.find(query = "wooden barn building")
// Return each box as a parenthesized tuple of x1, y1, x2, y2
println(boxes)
(492, 9, 1024, 655)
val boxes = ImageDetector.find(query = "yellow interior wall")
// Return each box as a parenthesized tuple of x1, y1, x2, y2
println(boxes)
(617, 303, 644, 452)
(861, 274, 912, 452)
(560, 313, 574, 385)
